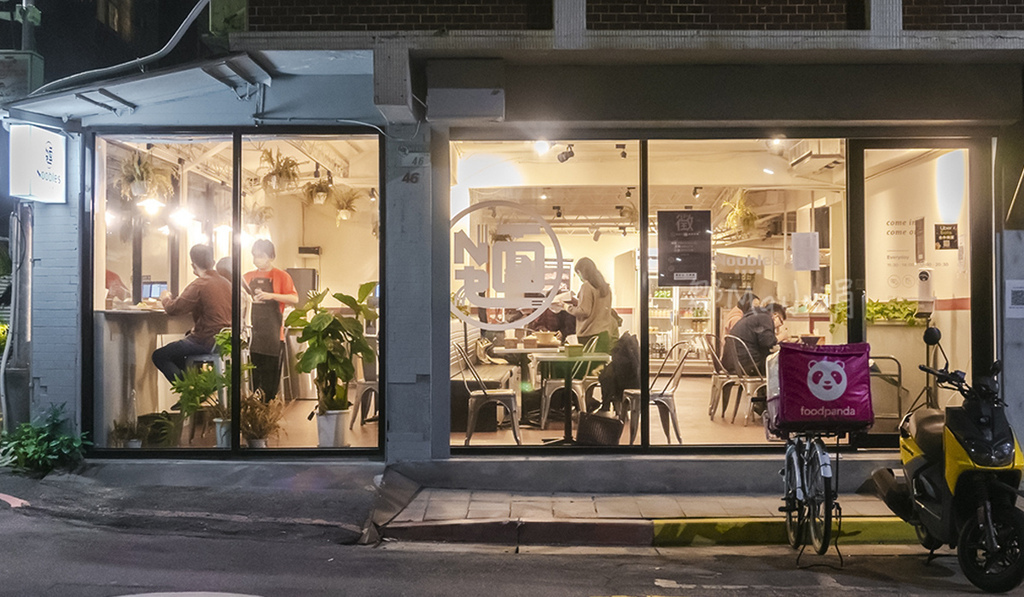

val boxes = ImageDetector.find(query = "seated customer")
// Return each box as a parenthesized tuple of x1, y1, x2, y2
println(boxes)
(723, 301, 786, 377)
(152, 244, 232, 383)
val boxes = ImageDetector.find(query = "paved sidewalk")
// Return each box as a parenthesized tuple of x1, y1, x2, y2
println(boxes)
(378, 487, 915, 546)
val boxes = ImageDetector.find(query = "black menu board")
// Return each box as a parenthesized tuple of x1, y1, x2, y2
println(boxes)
(658, 210, 712, 287)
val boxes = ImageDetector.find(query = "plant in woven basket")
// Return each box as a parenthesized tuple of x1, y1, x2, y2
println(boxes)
(117, 151, 174, 200)
(109, 418, 149, 448)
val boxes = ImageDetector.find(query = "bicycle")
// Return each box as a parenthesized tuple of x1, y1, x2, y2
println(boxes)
(781, 431, 837, 555)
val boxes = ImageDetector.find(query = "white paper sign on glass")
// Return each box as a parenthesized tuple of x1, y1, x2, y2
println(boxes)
(792, 232, 820, 272)
(1006, 280, 1024, 320)
(9, 124, 66, 203)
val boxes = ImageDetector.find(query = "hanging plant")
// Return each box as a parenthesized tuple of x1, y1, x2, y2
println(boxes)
(259, 148, 301, 193)
(722, 191, 758, 237)
(330, 186, 360, 226)
(302, 178, 334, 206)
(242, 196, 274, 229)
(117, 152, 174, 200)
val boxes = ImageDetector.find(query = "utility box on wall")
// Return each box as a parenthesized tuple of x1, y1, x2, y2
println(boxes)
(0, 52, 43, 102)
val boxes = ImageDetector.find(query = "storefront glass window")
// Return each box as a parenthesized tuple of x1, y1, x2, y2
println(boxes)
(648, 140, 848, 445)
(449, 140, 640, 447)
(92, 134, 380, 450)
(93, 135, 236, 449)
(240, 135, 380, 449)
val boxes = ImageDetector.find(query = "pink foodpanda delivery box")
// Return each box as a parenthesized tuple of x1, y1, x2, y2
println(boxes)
(765, 342, 874, 437)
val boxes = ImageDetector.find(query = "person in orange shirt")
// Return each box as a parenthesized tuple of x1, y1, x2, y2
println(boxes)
(243, 240, 298, 401)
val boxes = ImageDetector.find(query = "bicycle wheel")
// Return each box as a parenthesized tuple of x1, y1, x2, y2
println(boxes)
(783, 442, 805, 549)
(805, 439, 833, 555)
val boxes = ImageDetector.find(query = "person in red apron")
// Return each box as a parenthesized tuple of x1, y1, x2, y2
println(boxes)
(243, 240, 298, 401)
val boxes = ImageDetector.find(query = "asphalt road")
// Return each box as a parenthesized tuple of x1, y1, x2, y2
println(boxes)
(0, 506, 983, 597)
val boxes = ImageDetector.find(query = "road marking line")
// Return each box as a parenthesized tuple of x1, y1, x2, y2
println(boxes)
(0, 493, 30, 508)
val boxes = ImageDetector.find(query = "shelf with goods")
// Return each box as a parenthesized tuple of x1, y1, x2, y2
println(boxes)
(648, 273, 677, 363)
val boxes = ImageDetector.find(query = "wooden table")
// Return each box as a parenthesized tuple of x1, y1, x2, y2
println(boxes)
(533, 352, 612, 445)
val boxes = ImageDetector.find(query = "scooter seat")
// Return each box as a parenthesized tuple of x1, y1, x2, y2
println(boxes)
(908, 408, 945, 460)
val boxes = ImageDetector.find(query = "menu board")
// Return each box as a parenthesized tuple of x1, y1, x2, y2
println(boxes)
(657, 210, 712, 287)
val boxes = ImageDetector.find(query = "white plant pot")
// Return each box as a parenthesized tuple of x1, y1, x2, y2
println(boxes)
(316, 409, 350, 447)
(213, 418, 231, 449)
(247, 438, 268, 448)
(130, 180, 148, 197)
(126, 439, 143, 449)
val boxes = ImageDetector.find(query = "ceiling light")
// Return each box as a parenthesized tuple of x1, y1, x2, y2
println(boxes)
(772, 138, 783, 146)
(763, 168, 774, 175)
(214, 224, 233, 234)
(170, 208, 194, 227)
(556, 144, 575, 163)
(625, 187, 633, 199)
(553, 205, 562, 218)
(137, 198, 165, 215)
(534, 140, 551, 155)
(692, 186, 702, 198)
(369, 188, 378, 202)
(157, 225, 170, 235)
(593, 229, 602, 241)
(313, 162, 321, 178)
(616, 143, 627, 159)
(620, 226, 627, 237)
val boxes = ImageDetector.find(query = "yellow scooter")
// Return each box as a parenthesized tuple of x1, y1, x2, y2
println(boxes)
(874, 327, 1024, 593)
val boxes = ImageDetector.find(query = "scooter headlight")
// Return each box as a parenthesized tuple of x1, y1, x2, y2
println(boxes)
(965, 440, 1016, 467)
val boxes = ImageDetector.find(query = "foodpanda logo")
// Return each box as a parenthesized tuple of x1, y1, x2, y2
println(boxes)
(807, 359, 847, 402)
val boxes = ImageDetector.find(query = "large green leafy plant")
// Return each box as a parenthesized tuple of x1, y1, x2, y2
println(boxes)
(286, 282, 378, 414)
(829, 298, 925, 333)
(0, 404, 90, 475)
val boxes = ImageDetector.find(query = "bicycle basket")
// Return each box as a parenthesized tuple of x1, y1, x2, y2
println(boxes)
(766, 342, 874, 434)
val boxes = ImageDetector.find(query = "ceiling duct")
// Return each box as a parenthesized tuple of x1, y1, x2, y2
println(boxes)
(786, 139, 844, 175)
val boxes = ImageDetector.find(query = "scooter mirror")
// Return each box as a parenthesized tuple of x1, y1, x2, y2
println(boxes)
(991, 360, 1003, 375)
(923, 327, 942, 346)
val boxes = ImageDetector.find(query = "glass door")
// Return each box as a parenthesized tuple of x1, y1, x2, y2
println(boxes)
(848, 140, 993, 446)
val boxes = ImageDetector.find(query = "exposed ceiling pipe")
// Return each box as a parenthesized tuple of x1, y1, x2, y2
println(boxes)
(31, 0, 211, 96)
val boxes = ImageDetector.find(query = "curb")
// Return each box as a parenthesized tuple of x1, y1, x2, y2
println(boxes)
(383, 516, 918, 547)
(653, 516, 918, 547)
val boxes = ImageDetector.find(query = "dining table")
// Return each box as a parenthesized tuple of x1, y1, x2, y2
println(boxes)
(533, 351, 612, 445)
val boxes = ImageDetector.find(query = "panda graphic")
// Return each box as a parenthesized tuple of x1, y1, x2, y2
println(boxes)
(806, 359, 847, 402)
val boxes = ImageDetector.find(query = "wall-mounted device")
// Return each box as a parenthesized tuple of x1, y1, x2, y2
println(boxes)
(916, 267, 934, 317)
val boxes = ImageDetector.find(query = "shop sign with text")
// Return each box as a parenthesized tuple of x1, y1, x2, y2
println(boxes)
(9, 124, 66, 203)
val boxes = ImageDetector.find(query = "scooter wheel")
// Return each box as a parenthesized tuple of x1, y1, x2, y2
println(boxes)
(916, 525, 944, 551)
(957, 506, 1024, 593)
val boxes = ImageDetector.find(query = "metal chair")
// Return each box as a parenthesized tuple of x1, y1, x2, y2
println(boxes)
(722, 334, 768, 425)
(539, 335, 600, 430)
(622, 340, 690, 444)
(349, 338, 379, 430)
(702, 333, 740, 421)
(454, 343, 522, 446)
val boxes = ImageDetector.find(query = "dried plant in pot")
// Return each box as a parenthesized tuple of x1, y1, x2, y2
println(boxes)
(109, 418, 150, 449)
(117, 151, 174, 200)
(260, 148, 302, 193)
(239, 390, 285, 448)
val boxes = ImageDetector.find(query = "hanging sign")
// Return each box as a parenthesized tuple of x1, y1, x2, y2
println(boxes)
(9, 124, 66, 203)
(658, 210, 711, 287)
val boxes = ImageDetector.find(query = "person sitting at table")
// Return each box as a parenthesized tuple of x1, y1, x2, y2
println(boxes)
(105, 269, 131, 302)
(772, 302, 790, 343)
(723, 291, 759, 337)
(152, 244, 232, 383)
(723, 301, 786, 377)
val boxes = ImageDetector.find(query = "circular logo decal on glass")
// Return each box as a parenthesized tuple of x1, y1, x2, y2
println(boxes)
(451, 200, 565, 331)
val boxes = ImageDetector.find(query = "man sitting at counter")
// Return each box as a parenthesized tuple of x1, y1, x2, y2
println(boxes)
(152, 244, 233, 383)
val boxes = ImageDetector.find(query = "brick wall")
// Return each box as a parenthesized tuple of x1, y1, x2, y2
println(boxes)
(587, 0, 865, 31)
(248, 0, 553, 32)
(904, 1, 1024, 31)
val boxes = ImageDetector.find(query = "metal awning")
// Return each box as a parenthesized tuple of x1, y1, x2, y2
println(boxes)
(4, 53, 272, 126)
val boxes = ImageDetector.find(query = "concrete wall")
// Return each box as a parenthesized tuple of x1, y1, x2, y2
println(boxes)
(29, 134, 83, 430)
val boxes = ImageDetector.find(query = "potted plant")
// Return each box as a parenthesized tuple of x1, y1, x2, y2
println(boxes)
(260, 148, 301, 193)
(117, 151, 174, 200)
(109, 418, 149, 449)
(242, 197, 274, 231)
(722, 191, 758, 237)
(239, 390, 285, 448)
(302, 178, 334, 205)
(330, 186, 359, 225)
(169, 365, 224, 446)
(285, 282, 378, 447)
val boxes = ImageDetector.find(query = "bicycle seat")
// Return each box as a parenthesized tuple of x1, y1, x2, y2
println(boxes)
(908, 408, 945, 460)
